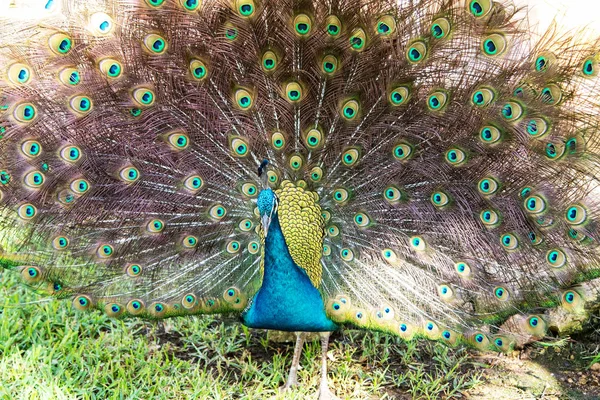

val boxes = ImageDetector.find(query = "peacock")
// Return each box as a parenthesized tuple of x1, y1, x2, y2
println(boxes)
(1, 0, 600, 397)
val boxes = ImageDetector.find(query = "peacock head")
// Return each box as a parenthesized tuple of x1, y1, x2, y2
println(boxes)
(257, 188, 278, 236)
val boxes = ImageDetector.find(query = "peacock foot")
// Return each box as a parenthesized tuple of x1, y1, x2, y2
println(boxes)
(316, 387, 340, 400)
(279, 380, 298, 393)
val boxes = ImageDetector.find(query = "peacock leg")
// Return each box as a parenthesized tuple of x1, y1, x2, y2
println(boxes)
(280, 331, 306, 392)
(316, 331, 339, 400)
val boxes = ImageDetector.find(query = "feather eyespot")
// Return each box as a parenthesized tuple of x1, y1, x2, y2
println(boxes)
(431, 17, 451, 39)
(389, 86, 410, 106)
(325, 16, 342, 37)
(189, 59, 208, 81)
(406, 41, 427, 63)
(7, 63, 32, 85)
(99, 58, 123, 79)
(17, 203, 37, 220)
(119, 166, 140, 183)
(13, 103, 37, 123)
(48, 32, 72, 55)
(143, 34, 167, 54)
(349, 28, 366, 51)
(22, 140, 42, 158)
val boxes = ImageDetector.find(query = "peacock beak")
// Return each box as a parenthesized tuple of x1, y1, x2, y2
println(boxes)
(261, 214, 272, 237)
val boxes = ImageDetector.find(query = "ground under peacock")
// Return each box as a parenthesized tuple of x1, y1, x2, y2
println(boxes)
(1, 0, 600, 398)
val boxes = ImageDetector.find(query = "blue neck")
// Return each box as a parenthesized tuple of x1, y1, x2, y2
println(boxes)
(242, 213, 337, 332)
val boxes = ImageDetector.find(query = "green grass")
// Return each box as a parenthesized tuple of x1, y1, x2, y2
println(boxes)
(0, 271, 485, 399)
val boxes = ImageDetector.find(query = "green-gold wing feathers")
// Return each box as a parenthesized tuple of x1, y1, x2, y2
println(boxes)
(1, 0, 600, 351)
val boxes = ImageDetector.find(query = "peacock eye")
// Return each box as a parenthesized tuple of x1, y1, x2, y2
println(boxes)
(341, 148, 360, 167)
(468, 0, 493, 18)
(381, 248, 398, 264)
(541, 84, 562, 105)
(480, 209, 500, 226)
(17, 203, 37, 220)
(209, 204, 227, 220)
(321, 55, 338, 75)
(445, 148, 467, 166)
(266, 170, 279, 185)
(494, 286, 509, 301)
(383, 185, 402, 204)
(89, 12, 114, 36)
(147, 219, 165, 233)
(180, 0, 201, 12)
(410, 236, 426, 251)
(293, 14, 312, 36)
(500, 233, 519, 250)
(285, 82, 303, 103)
(524, 195, 546, 214)
(226, 240, 241, 253)
(52, 236, 69, 250)
(327, 224, 340, 237)
(289, 154, 304, 171)
(236, 0, 256, 17)
(234, 88, 254, 110)
(230, 137, 250, 157)
(262, 50, 278, 71)
(119, 166, 140, 183)
(22, 140, 42, 158)
(431, 190, 449, 207)
(70, 178, 90, 194)
(182, 235, 198, 248)
(406, 41, 427, 63)
(482, 34, 507, 57)
(166, 131, 190, 150)
(225, 24, 238, 40)
(13, 103, 37, 123)
(389, 86, 410, 106)
(144, 34, 167, 54)
(349, 28, 366, 51)
(565, 204, 587, 225)
(471, 87, 495, 107)
(240, 182, 258, 197)
(431, 17, 451, 39)
(23, 171, 45, 189)
(7, 63, 32, 85)
(189, 59, 208, 80)
(145, 0, 165, 7)
(247, 240, 260, 254)
(353, 212, 371, 227)
(376, 15, 396, 36)
(341, 99, 360, 120)
(99, 58, 123, 79)
(126, 264, 143, 277)
(478, 177, 499, 195)
(546, 248, 567, 268)
(332, 188, 349, 204)
(427, 91, 448, 111)
(340, 248, 354, 261)
(133, 88, 155, 107)
(238, 218, 254, 232)
(325, 15, 342, 37)
(48, 32, 72, 55)
(501, 101, 523, 122)
(304, 128, 323, 150)
(69, 95, 93, 115)
(582, 57, 597, 77)
(479, 125, 502, 144)
(323, 244, 332, 256)
(97, 244, 114, 258)
(455, 261, 472, 277)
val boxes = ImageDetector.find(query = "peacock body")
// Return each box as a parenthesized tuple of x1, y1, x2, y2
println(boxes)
(1, 0, 600, 396)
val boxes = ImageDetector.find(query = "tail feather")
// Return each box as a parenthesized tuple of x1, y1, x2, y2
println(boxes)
(1, 0, 600, 349)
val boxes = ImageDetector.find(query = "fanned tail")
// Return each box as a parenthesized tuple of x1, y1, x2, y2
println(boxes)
(1, 0, 599, 351)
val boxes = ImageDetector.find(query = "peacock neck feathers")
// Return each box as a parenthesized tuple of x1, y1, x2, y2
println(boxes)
(242, 210, 337, 332)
